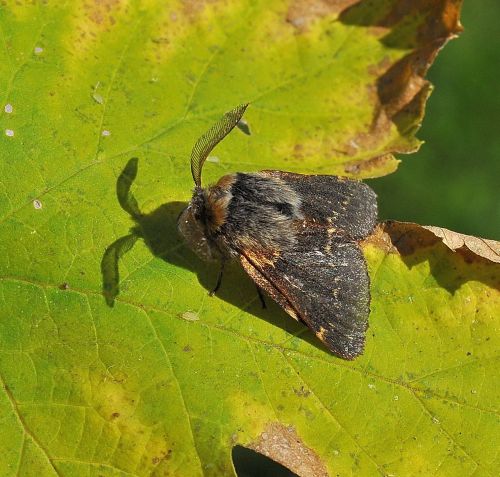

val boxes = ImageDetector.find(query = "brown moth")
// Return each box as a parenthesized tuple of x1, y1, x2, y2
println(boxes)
(178, 104, 377, 359)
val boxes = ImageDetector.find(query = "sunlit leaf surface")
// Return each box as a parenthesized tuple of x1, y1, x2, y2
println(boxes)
(3, 1, 498, 477)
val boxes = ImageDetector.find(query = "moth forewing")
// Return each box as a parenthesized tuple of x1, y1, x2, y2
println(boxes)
(238, 225, 370, 359)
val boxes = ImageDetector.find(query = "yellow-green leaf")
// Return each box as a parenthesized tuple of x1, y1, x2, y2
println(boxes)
(3, 1, 498, 477)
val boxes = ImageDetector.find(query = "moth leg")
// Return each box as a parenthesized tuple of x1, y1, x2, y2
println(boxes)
(209, 260, 225, 296)
(256, 285, 267, 309)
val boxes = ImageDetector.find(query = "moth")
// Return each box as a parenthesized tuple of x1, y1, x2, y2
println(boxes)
(178, 104, 378, 359)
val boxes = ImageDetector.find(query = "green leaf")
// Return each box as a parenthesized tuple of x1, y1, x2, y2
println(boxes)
(2, 1, 498, 477)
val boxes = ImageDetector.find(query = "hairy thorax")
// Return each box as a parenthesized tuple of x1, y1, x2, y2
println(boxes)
(177, 172, 303, 261)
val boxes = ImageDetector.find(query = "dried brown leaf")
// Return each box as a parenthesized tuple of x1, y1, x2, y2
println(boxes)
(248, 423, 329, 477)
(366, 221, 500, 265)
(424, 226, 500, 264)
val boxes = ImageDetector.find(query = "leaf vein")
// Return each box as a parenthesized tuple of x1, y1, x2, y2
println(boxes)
(1, 275, 498, 417)
(139, 308, 204, 473)
(0, 371, 62, 476)
(282, 351, 385, 475)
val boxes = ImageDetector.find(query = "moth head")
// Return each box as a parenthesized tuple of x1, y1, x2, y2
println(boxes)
(178, 103, 249, 261)
(177, 189, 218, 261)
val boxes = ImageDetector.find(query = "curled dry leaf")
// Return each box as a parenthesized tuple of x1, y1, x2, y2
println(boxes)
(366, 221, 500, 265)
(285, 0, 464, 176)
(424, 226, 500, 264)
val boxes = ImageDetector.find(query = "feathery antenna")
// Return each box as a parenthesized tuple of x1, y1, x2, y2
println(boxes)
(190, 103, 249, 187)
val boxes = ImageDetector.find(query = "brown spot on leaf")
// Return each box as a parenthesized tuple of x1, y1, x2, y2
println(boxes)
(292, 143, 305, 159)
(86, 0, 121, 26)
(248, 423, 328, 477)
(343, 153, 398, 177)
(182, 0, 226, 21)
(151, 448, 172, 465)
(286, 0, 359, 32)
(179, 311, 200, 322)
(293, 386, 312, 397)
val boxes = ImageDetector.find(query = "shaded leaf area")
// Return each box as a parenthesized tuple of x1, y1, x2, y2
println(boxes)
(1, 219, 498, 476)
(233, 446, 299, 477)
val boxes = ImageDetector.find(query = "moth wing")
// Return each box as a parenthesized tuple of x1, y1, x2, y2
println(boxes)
(240, 253, 301, 322)
(239, 226, 370, 359)
(259, 170, 377, 240)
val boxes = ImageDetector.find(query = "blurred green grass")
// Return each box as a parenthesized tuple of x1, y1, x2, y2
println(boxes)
(370, 0, 500, 240)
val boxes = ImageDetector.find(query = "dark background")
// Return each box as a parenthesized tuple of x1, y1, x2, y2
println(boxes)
(236, 2, 499, 475)
(370, 0, 500, 241)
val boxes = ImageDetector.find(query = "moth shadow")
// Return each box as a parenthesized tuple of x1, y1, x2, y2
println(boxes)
(101, 158, 327, 353)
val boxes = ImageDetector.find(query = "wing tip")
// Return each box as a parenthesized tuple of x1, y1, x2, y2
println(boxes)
(319, 328, 366, 360)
